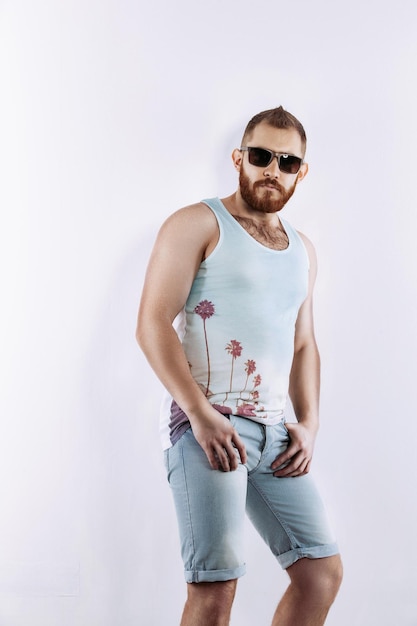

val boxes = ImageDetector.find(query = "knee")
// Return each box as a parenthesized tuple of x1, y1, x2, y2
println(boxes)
(332, 555, 344, 590)
(316, 556, 343, 603)
(289, 555, 343, 606)
(187, 579, 237, 611)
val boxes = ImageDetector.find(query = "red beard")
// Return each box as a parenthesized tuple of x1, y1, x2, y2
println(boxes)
(239, 166, 297, 213)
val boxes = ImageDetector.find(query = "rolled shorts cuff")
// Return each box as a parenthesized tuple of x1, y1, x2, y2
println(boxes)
(185, 563, 246, 583)
(278, 542, 340, 570)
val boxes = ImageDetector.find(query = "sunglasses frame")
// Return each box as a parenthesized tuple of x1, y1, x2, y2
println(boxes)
(240, 146, 303, 174)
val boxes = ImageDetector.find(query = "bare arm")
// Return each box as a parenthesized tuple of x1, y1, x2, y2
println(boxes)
(272, 233, 320, 477)
(136, 203, 246, 471)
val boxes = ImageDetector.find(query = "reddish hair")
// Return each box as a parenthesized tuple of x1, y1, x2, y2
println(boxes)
(242, 106, 306, 154)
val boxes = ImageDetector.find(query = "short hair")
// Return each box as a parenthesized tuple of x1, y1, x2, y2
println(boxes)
(241, 106, 307, 154)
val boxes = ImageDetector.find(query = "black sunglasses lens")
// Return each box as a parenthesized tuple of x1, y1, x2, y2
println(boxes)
(247, 148, 272, 167)
(279, 155, 302, 174)
(247, 148, 302, 173)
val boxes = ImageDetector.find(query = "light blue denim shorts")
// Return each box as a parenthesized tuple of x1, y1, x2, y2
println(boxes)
(164, 415, 339, 583)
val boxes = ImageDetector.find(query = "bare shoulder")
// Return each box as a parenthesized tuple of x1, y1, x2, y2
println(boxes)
(161, 202, 218, 236)
(155, 201, 219, 261)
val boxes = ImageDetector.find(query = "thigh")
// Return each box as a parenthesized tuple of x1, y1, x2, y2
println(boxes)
(246, 423, 339, 569)
(165, 428, 248, 582)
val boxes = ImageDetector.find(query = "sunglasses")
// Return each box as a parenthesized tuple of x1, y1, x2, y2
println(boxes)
(240, 146, 303, 174)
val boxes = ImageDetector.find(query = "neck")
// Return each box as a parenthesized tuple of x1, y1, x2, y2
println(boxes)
(220, 193, 289, 251)
(221, 191, 279, 225)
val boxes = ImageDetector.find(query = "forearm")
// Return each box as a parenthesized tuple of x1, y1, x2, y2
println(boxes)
(137, 317, 248, 471)
(288, 342, 320, 433)
(137, 319, 211, 421)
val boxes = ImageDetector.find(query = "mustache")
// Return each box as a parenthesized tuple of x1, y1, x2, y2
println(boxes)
(254, 179, 285, 192)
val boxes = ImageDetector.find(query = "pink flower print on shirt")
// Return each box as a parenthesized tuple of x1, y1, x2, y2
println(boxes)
(236, 403, 257, 417)
(194, 300, 215, 396)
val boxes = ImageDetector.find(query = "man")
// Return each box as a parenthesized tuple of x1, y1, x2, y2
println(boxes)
(137, 106, 342, 625)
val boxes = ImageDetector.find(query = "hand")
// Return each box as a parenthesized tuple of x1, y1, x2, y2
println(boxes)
(271, 422, 316, 477)
(191, 409, 247, 472)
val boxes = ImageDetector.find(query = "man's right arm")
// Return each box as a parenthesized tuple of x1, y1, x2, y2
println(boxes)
(136, 203, 246, 471)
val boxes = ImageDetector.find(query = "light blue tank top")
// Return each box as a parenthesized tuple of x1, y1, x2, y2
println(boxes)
(160, 197, 310, 449)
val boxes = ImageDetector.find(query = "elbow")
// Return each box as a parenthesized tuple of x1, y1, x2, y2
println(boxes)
(135, 327, 142, 349)
(294, 334, 319, 356)
(136, 309, 159, 355)
(135, 313, 147, 351)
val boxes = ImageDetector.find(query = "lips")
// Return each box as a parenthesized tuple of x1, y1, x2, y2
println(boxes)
(255, 180, 280, 189)
(261, 183, 281, 191)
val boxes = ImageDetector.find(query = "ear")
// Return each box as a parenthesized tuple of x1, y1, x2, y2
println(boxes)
(232, 148, 242, 171)
(296, 162, 308, 183)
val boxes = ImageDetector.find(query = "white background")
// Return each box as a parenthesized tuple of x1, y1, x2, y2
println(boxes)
(1, 1, 417, 624)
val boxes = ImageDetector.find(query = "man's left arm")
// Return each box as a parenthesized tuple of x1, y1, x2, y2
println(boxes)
(271, 233, 320, 477)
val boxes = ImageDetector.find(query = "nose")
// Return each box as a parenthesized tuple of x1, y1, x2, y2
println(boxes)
(263, 156, 281, 179)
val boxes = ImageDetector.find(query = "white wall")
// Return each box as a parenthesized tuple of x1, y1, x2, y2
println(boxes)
(1, 1, 417, 624)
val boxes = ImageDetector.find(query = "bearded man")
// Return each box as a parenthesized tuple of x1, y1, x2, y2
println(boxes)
(137, 106, 343, 626)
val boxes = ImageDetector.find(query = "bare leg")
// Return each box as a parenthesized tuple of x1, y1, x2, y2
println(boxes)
(271, 555, 343, 626)
(180, 579, 237, 626)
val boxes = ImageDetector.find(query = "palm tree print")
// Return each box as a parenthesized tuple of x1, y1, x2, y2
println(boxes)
(191, 306, 265, 416)
(243, 359, 256, 394)
(194, 300, 215, 396)
(252, 374, 262, 390)
(225, 339, 242, 398)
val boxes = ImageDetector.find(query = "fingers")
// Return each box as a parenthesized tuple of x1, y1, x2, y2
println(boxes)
(215, 435, 246, 472)
(271, 439, 310, 476)
(232, 432, 247, 465)
(271, 422, 315, 477)
(206, 445, 235, 472)
(271, 442, 297, 471)
(214, 443, 237, 472)
(205, 447, 222, 471)
(272, 450, 311, 477)
(273, 457, 310, 477)
(204, 431, 246, 472)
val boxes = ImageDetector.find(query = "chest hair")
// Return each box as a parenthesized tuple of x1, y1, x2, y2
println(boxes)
(232, 215, 289, 251)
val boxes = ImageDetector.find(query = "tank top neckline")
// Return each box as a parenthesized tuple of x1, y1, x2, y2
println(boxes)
(203, 197, 293, 255)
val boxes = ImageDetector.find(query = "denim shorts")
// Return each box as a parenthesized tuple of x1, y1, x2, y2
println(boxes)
(164, 415, 339, 583)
